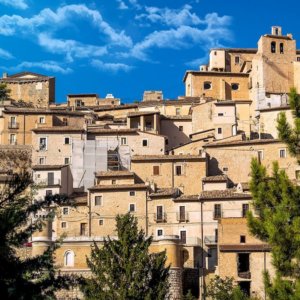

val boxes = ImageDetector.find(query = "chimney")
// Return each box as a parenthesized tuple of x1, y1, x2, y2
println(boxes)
(2, 72, 7, 79)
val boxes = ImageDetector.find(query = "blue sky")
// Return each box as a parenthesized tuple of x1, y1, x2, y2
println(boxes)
(0, 0, 299, 103)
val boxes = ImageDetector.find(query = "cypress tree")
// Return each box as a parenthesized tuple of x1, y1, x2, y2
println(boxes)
(81, 213, 170, 300)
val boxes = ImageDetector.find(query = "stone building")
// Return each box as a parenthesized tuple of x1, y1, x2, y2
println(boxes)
(0, 71, 55, 107)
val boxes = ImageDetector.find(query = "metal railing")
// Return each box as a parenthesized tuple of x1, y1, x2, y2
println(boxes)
(8, 122, 19, 129)
(238, 271, 251, 279)
(154, 213, 167, 223)
(176, 212, 189, 222)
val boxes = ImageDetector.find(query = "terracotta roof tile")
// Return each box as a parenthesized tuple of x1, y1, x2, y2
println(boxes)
(32, 126, 84, 133)
(219, 244, 271, 252)
(203, 175, 228, 182)
(204, 138, 280, 148)
(87, 128, 138, 134)
(149, 188, 179, 198)
(128, 111, 160, 117)
(88, 183, 148, 191)
(199, 189, 251, 200)
(174, 194, 199, 201)
(132, 155, 205, 162)
(95, 170, 134, 178)
(32, 165, 67, 170)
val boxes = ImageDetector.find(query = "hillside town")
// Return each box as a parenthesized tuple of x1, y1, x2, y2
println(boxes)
(1, 25, 299, 299)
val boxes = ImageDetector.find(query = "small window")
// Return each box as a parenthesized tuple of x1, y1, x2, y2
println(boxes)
(9, 134, 16, 145)
(80, 223, 88, 236)
(223, 167, 228, 172)
(64, 137, 71, 145)
(39, 157, 46, 165)
(99, 219, 104, 226)
(129, 191, 136, 196)
(46, 190, 52, 196)
(180, 230, 187, 244)
(112, 179, 116, 185)
(279, 149, 286, 158)
(218, 113, 224, 116)
(63, 207, 69, 215)
(297, 57, 300, 62)
(39, 116, 45, 124)
(95, 196, 102, 206)
(64, 157, 70, 165)
(179, 126, 183, 132)
(242, 204, 249, 217)
(204, 81, 212, 90)
(61, 222, 67, 228)
(176, 108, 181, 115)
(217, 128, 222, 134)
(75, 99, 82, 107)
(121, 137, 127, 145)
(165, 139, 169, 145)
(142, 139, 148, 147)
(235, 56, 240, 64)
(214, 51, 217, 55)
(271, 41, 276, 53)
(39, 137, 47, 151)
(280, 43, 284, 54)
(258, 150, 264, 161)
(231, 83, 239, 90)
(64, 250, 74, 267)
(153, 166, 160, 176)
(175, 165, 182, 176)
(240, 235, 246, 243)
(129, 204, 136, 212)
(214, 204, 222, 219)
(157, 229, 163, 236)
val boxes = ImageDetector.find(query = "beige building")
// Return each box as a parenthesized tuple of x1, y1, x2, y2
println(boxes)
(0, 71, 55, 107)
(67, 93, 120, 108)
(218, 218, 274, 299)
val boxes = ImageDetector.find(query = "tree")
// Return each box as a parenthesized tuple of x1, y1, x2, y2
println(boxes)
(205, 276, 250, 300)
(0, 170, 76, 299)
(277, 87, 300, 161)
(0, 83, 11, 101)
(247, 159, 300, 299)
(81, 213, 170, 300)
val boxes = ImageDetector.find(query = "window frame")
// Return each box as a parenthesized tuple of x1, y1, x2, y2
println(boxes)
(142, 139, 149, 147)
(62, 207, 69, 215)
(203, 81, 212, 90)
(39, 137, 48, 151)
(64, 137, 71, 145)
(129, 203, 136, 213)
(279, 148, 286, 158)
(153, 165, 160, 176)
(94, 195, 103, 206)
(38, 116, 46, 124)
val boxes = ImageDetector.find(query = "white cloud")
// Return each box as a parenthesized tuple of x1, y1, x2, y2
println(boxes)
(0, 4, 132, 47)
(91, 59, 133, 72)
(0, 48, 14, 60)
(129, 0, 141, 9)
(8, 61, 73, 74)
(0, 0, 28, 10)
(38, 33, 107, 62)
(136, 5, 202, 27)
(186, 56, 208, 68)
(116, 0, 128, 10)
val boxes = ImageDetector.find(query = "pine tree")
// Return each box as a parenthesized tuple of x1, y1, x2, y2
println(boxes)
(247, 159, 300, 299)
(0, 170, 77, 299)
(81, 213, 170, 300)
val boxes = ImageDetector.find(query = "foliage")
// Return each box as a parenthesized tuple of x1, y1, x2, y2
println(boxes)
(0, 170, 76, 299)
(183, 289, 197, 300)
(205, 276, 250, 300)
(247, 159, 300, 299)
(81, 213, 170, 300)
(0, 83, 10, 101)
(277, 87, 300, 161)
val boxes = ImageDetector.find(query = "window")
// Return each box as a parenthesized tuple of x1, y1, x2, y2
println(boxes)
(279, 149, 286, 158)
(156, 206, 164, 222)
(129, 203, 136, 212)
(175, 165, 182, 176)
(157, 229, 163, 237)
(129, 191, 136, 196)
(9, 134, 16, 145)
(176, 108, 181, 115)
(179, 126, 183, 132)
(47, 172, 54, 185)
(64, 250, 74, 267)
(80, 223, 88, 236)
(39, 116, 45, 124)
(63, 207, 69, 215)
(64, 157, 70, 165)
(280, 43, 284, 54)
(179, 206, 186, 222)
(112, 179, 116, 185)
(204, 81, 212, 90)
(39, 137, 47, 151)
(297, 57, 300, 62)
(218, 113, 224, 116)
(153, 166, 160, 176)
(9, 116, 17, 129)
(215, 229, 218, 243)
(235, 56, 240, 64)
(242, 204, 249, 217)
(238, 253, 250, 273)
(271, 41, 276, 53)
(99, 219, 104, 226)
(258, 150, 264, 162)
(217, 128, 222, 134)
(64, 137, 71, 145)
(121, 137, 127, 145)
(223, 167, 228, 172)
(180, 230, 187, 244)
(240, 235, 246, 243)
(61, 222, 67, 228)
(142, 139, 148, 147)
(214, 204, 222, 219)
(231, 83, 239, 90)
(95, 196, 102, 206)
(62, 117, 68, 126)
(75, 99, 82, 107)
(165, 139, 168, 145)
(46, 190, 52, 196)
(37, 156, 45, 164)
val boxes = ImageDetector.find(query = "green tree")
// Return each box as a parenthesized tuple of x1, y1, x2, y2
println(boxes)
(277, 87, 300, 161)
(0, 170, 76, 299)
(81, 213, 170, 300)
(0, 83, 11, 101)
(247, 159, 300, 299)
(205, 276, 250, 300)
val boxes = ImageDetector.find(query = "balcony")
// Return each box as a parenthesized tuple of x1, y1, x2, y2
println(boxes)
(39, 144, 47, 151)
(8, 122, 19, 129)
(9, 140, 17, 145)
(154, 213, 167, 223)
(176, 212, 189, 222)
(36, 179, 61, 187)
(204, 235, 218, 245)
(238, 271, 251, 279)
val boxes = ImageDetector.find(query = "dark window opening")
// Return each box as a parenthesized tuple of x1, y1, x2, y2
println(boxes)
(271, 41, 276, 53)
(204, 82, 212, 90)
(231, 83, 239, 90)
(156, 206, 164, 222)
(214, 204, 222, 219)
(235, 56, 240, 64)
(179, 126, 183, 132)
(240, 235, 246, 243)
(179, 206, 186, 222)
(242, 204, 249, 217)
(238, 253, 250, 279)
(175, 165, 182, 176)
(180, 230, 187, 244)
(280, 43, 284, 54)
(238, 281, 250, 297)
(153, 166, 160, 175)
(217, 128, 222, 134)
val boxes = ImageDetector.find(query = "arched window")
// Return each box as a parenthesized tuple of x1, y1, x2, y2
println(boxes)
(271, 42, 276, 53)
(280, 43, 284, 54)
(203, 81, 212, 90)
(64, 250, 74, 267)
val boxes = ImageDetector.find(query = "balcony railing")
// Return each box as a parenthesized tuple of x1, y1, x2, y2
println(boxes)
(204, 235, 218, 245)
(154, 213, 167, 223)
(176, 212, 189, 222)
(213, 211, 223, 220)
(238, 271, 251, 279)
(8, 122, 19, 129)
(35, 179, 61, 186)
